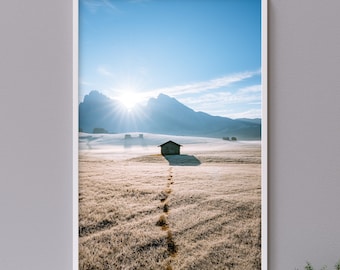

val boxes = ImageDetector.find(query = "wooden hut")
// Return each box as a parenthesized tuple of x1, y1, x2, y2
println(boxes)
(159, 140, 182, 155)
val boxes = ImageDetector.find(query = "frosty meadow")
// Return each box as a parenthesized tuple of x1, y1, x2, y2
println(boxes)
(79, 133, 261, 269)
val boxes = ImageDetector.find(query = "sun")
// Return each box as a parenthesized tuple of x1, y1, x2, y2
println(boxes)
(117, 92, 141, 110)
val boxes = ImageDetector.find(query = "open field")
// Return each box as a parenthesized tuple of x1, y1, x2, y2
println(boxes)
(79, 133, 262, 270)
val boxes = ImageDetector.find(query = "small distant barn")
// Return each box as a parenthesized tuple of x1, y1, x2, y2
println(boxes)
(159, 141, 182, 155)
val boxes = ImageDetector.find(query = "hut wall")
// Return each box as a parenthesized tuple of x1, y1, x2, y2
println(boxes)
(161, 143, 180, 155)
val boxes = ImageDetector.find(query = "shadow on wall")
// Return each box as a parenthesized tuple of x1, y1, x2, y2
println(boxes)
(163, 155, 201, 166)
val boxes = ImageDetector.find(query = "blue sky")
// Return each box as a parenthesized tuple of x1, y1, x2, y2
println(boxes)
(79, 0, 262, 118)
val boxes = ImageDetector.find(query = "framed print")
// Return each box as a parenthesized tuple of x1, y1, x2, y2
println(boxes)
(76, 0, 267, 269)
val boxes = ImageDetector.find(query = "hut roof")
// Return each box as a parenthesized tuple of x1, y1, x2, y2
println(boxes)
(158, 140, 182, 147)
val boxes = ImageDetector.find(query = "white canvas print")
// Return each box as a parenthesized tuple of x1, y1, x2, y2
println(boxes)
(77, 0, 267, 269)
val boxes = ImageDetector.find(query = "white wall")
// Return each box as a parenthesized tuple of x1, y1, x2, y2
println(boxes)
(0, 1, 339, 269)
(268, 1, 340, 269)
(0, 1, 73, 270)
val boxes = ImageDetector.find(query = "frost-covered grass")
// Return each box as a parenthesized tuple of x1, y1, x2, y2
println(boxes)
(79, 133, 262, 270)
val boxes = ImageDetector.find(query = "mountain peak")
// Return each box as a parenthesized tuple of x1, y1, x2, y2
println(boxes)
(147, 93, 190, 111)
(154, 93, 176, 103)
(157, 93, 171, 99)
(79, 90, 261, 139)
(83, 90, 110, 103)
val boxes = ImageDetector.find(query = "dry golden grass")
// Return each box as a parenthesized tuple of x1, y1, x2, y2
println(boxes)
(79, 140, 261, 270)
